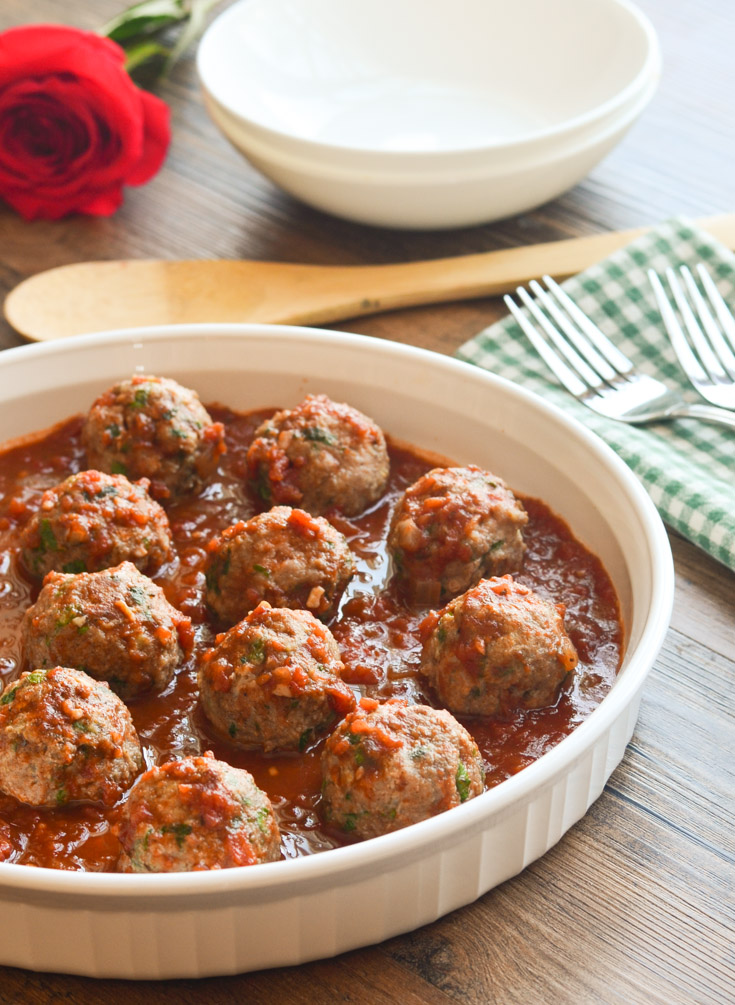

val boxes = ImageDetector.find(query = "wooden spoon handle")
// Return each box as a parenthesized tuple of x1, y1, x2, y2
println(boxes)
(6, 213, 735, 340)
(298, 213, 735, 324)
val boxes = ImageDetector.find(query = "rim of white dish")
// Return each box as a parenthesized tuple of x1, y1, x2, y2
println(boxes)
(197, 0, 661, 161)
(202, 70, 661, 185)
(0, 325, 674, 898)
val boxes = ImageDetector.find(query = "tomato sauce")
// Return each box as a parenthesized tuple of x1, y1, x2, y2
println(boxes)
(0, 406, 622, 871)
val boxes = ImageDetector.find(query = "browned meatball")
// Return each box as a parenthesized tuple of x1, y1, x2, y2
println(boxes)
(0, 667, 143, 807)
(82, 374, 226, 501)
(19, 469, 172, 580)
(245, 393, 389, 517)
(21, 562, 193, 699)
(321, 698, 484, 840)
(117, 753, 280, 872)
(388, 466, 528, 605)
(205, 506, 355, 627)
(198, 603, 356, 752)
(419, 576, 578, 718)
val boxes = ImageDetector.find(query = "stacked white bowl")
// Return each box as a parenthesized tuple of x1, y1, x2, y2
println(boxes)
(198, 0, 661, 229)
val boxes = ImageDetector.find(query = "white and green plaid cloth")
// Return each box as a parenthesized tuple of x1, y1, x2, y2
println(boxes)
(456, 220, 735, 574)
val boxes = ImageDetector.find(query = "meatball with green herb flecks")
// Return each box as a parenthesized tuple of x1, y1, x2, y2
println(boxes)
(320, 697, 484, 840)
(245, 393, 389, 517)
(0, 666, 143, 808)
(19, 469, 172, 580)
(117, 753, 280, 872)
(419, 576, 578, 718)
(21, 562, 193, 699)
(198, 602, 356, 753)
(205, 505, 355, 627)
(388, 465, 528, 606)
(82, 374, 226, 501)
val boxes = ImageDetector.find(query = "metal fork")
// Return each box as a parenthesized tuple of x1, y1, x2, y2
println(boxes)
(648, 264, 735, 410)
(504, 275, 735, 430)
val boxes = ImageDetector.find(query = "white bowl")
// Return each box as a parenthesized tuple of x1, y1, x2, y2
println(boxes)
(0, 325, 673, 979)
(197, 0, 660, 227)
(203, 72, 659, 229)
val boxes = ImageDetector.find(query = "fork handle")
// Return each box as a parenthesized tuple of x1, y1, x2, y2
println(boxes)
(666, 402, 735, 429)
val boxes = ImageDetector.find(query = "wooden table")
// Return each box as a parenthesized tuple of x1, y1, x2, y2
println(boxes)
(0, 1, 733, 1001)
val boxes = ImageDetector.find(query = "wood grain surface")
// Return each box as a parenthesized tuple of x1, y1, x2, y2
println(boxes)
(0, 1, 733, 1002)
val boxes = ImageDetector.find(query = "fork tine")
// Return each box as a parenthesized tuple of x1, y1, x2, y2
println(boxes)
(664, 267, 726, 379)
(648, 269, 710, 383)
(513, 286, 605, 388)
(687, 265, 735, 377)
(527, 280, 617, 381)
(541, 275, 634, 375)
(696, 264, 735, 351)
(678, 266, 735, 379)
(503, 294, 588, 397)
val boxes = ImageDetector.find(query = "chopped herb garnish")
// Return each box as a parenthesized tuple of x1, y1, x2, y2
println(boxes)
(55, 788, 68, 805)
(130, 388, 150, 409)
(255, 806, 270, 834)
(26, 670, 47, 684)
(228, 721, 237, 738)
(299, 729, 313, 752)
(55, 606, 82, 630)
(252, 469, 272, 502)
(110, 461, 127, 475)
(455, 762, 471, 802)
(248, 639, 266, 663)
(128, 584, 151, 615)
(39, 519, 58, 553)
(0, 687, 18, 705)
(161, 822, 193, 847)
(302, 426, 336, 446)
(252, 564, 270, 576)
(62, 560, 86, 574)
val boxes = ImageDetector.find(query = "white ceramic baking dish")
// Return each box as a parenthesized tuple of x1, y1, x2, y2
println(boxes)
(0, 325, 673, 979)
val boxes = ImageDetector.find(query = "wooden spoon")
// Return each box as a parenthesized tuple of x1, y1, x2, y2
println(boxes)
(6, 214, 735, 341)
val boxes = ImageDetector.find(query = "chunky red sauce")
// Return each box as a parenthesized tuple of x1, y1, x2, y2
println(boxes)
(0, 406, 622, 871)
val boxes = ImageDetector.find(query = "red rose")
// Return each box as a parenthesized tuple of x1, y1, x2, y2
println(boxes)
(0, 24, 170, 220)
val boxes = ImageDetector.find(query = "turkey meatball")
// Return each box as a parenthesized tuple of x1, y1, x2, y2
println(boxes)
(419, 576, 578, 718)
(19, 469, 172, 580)
(22, 562, 192, 699)
(82, 374, 226, 501)
(205, 506, 355, 627)
(199, 603, 355, 753)
(321, 698, 484, 840)
(118, 753, 280, 872)
(0, 667, 143, 807)
(388, 465, 528, 605)
(246, 393, 389, 517)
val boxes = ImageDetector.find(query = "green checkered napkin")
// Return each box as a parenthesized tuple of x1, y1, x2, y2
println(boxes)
(456, 219, 735, 574)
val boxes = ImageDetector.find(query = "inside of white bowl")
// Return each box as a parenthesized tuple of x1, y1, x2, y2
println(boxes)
(198, 0, 658, 153)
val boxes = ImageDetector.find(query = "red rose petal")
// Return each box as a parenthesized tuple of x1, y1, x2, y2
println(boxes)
(0, 23, 170, 219)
